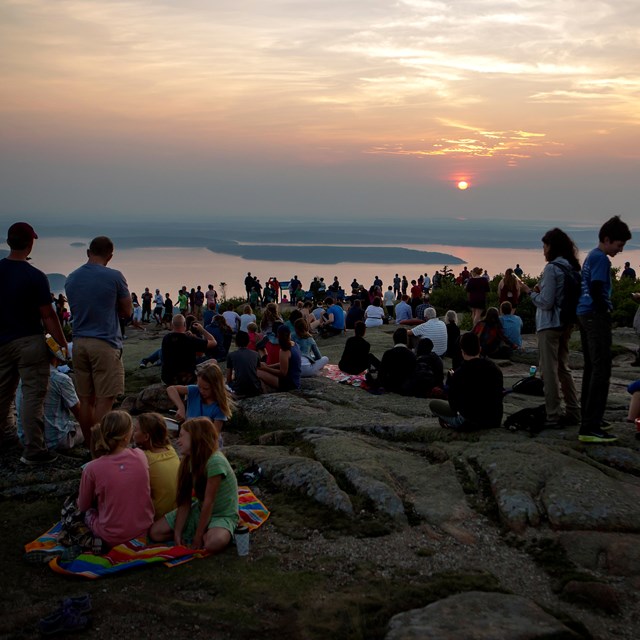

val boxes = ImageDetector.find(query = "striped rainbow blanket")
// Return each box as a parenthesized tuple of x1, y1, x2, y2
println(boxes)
(24, 486, 269, 579)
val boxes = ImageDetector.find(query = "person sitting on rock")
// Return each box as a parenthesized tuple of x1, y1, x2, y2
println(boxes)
(407, 307, 448, 356)
(293, 318, 329, 377)
(226, 331, 262, 397)
(444, 309, 462, 369)
(406, 338, 444, 398)
(16, 347, 84, 452)
(166, 362, 233, 438)
(499, 301, 523, 349)
(161, 315, 216, 385)
(429, 332, 504, 431)
(339, 321, 372, 375)
(394, 294, 414, 325)
(371, 327, 416, 395)
(257, 325, 302, 392)
(473, 307, 519, 359)
(345, 299, 365, 330)
(318, 297, 345, 337)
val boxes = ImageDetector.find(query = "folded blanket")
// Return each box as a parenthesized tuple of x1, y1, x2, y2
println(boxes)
(24, 486, 269, 579)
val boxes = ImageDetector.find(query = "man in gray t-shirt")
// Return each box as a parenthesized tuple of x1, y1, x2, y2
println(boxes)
(66, 236, 132, 443)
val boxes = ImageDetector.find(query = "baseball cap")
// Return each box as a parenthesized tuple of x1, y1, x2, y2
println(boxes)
(7, 222, 38, 244)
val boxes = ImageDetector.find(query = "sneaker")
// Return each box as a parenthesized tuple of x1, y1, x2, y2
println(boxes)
(39, 606, 90, 636)
(20, 450, 57, 465)
(578, 429, 618, 444)
(62, 594, 92, 614)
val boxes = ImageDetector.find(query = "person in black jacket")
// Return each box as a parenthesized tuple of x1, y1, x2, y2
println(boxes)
(429, 332, 503, 430)
(374, 327, 416, 394)
(338, 321, 371, 374)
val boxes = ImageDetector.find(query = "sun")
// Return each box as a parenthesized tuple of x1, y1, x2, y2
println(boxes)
(457, 180, 469, 190)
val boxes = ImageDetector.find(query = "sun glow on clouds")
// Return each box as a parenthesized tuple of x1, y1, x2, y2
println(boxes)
(0, 0, 639, 218)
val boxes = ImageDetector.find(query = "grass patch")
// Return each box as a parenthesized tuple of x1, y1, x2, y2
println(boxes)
(524, 537, 602, 594)
(265, 489, 393, 539)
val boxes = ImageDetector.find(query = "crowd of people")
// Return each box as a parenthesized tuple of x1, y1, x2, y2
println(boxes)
(1, 216, 640, 555)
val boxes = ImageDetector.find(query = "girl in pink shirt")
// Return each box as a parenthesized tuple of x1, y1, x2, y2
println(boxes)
(78, 411, 154, 548)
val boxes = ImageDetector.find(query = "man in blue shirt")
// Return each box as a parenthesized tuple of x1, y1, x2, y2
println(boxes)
(66, 236, 132, 443)
(499, 301, 523, 349)
(318, 297, 345, 337)
(577, 216, 631, 443)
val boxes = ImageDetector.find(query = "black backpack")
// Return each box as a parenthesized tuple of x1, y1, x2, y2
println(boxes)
(553, 261, 582, 327)
(504, 404, 547, 435)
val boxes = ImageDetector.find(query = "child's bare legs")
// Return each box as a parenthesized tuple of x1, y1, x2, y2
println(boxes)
(149, 517, 173, 542)
(204, 527, 232, 554)
(149, 519, 231, 553)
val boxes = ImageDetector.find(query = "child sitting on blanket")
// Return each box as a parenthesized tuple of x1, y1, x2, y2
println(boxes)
(149, 417, 239, 552)
(133, 413, 180, 519)
(78, 411, 154, 548)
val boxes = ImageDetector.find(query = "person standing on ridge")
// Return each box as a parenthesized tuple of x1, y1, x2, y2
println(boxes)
(1, 222, 68, 464)
(576, 216, 631, 443)
(66, 236, 132, 445)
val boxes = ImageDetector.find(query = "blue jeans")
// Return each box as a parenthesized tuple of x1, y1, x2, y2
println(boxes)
(578, 312, 611, 431)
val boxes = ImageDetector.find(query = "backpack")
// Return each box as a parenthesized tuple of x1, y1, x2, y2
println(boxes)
(511, 375, 545, 396)
(504, 404, 547, 435)
(553, 261, 582, 327)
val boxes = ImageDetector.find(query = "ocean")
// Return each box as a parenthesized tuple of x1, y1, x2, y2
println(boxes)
(26, 236, 639, 301)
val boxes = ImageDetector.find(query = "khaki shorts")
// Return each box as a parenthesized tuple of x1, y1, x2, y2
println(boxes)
(73, 337, 124, 399)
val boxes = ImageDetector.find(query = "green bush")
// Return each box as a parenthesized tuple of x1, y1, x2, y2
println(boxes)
(611, 269, 639, 327)
(430, 281, 468, 315)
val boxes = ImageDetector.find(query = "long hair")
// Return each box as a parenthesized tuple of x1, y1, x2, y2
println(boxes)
(294, 317, 310, 339)
(176, 418, 219, 505)
(197, 362, 234, 418)
(277, 325, 293, 351)
(91, 410, 132, 459)
(502, 268, 519, 295)
(483, 307, 500, 326)
(136, 412, 171, 450)
(541, 228, 580, 270)
(260, 302, 281, 330)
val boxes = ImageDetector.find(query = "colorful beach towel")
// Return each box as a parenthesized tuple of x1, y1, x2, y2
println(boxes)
(320, 363, 368, 388)
(24, 486, 269, 579)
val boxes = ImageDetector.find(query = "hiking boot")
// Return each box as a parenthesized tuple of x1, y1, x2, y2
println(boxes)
(578, 429, 618, 444)
(20, 450, 57, 465)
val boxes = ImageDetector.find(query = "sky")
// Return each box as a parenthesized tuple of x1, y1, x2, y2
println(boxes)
(1, 0, 639, 224)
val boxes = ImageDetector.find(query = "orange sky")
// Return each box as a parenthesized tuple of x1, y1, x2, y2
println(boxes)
(1, 0, 639, 222)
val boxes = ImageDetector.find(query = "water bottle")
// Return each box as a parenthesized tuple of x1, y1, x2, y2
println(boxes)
(235, 525, 250, 556)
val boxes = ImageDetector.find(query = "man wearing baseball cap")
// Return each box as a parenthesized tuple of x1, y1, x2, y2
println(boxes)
(0, 222, 68, 464)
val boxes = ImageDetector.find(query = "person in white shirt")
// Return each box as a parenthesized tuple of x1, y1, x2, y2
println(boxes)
(407, 307, 448, 356)
(383, 286, 395, 318)
(364, 297, 385, 328)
